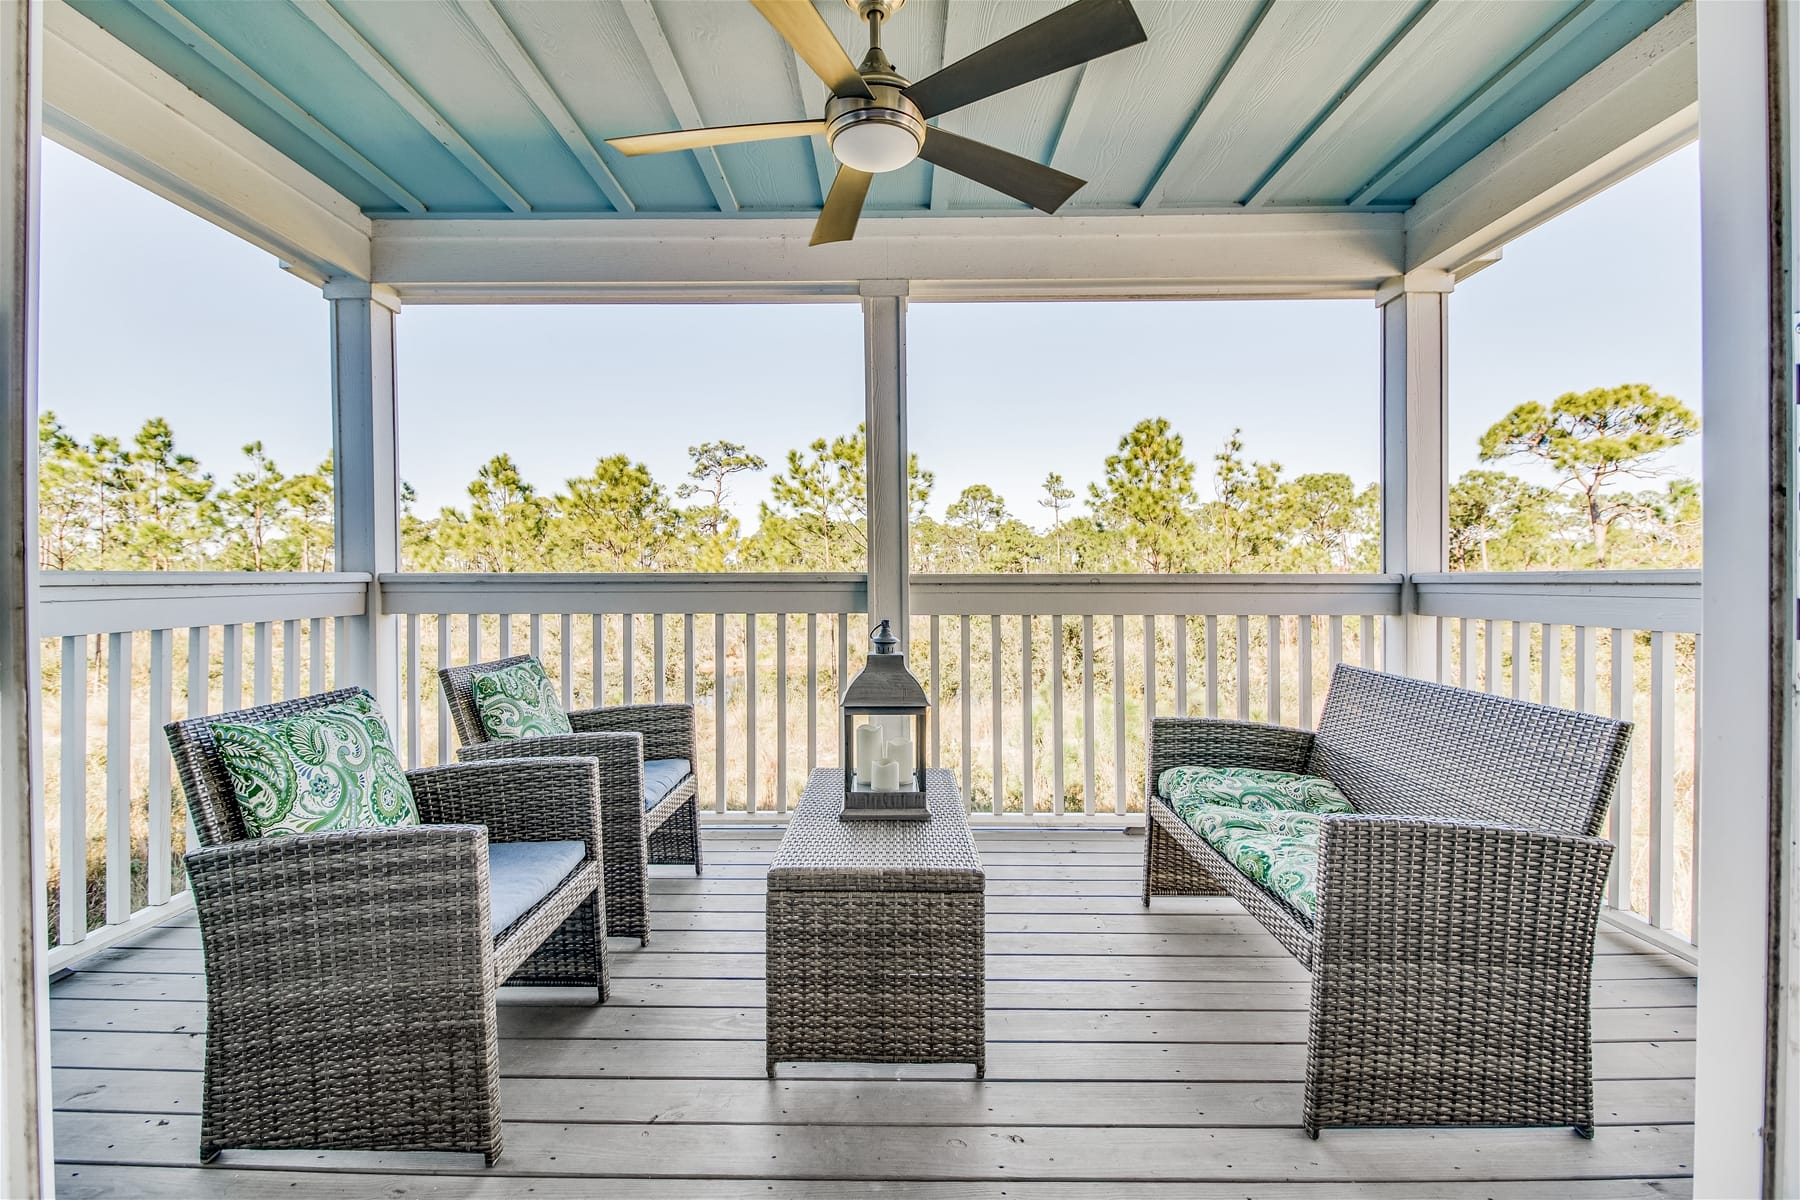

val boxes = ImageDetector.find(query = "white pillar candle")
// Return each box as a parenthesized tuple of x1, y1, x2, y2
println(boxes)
(873, 758, 901, 791)
(886, 736, 914, 785)
(854, 722, 884, 787)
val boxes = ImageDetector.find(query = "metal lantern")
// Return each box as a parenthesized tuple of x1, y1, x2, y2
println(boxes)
(840, 619, 930, 821)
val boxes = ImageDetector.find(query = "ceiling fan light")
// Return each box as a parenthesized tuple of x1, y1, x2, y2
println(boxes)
(829, 117, 922, 173)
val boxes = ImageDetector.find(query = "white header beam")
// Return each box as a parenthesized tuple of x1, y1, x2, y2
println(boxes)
(370, 211, 1406, 303)
(1405, 2, 1697, 274)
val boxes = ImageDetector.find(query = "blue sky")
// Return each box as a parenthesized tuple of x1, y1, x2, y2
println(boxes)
(38, 138, 1700, 525)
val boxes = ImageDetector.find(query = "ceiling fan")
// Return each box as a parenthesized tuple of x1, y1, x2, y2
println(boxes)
(605, 0, 1148, 245)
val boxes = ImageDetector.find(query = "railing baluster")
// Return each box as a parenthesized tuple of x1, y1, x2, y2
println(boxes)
(653, 613, 666, 704)
(592, 614, 605, 707)
(1113, 613, 1127, 816)
(714, 613, 727, 815)
(805, 613, 817, 770)
(621, 613, 635, 704)
(1609, 627, 1634, 911)
(1483, 619, 1501, 693)
(466, 613, 481, 671)
(437, 614, 452, 764)
(559, 613, 574, 711)
(1265, 615, 1281, 725)
(1205, 614, 1219, 717)
(1297, 615, 1314, 730)
(1142, 615, 1156, 766)
(1361, 614, 1376, 670)
(310, 617, 327, 692)
(1437, 619, 1452, 684)
(1173, 614, 1187, 717)
(745, 613, 758, 815)
(1051, 614, 1065, 816)
(105, 631, 132, 926)
(404, 613, 421, 769)
(335, 616, 350, 683)
(684, 614, 697, 708)
(991, 614, 1004, 816)
(1458, 617, 1473, 689)
(1328, 614, 1344, 671)
(222, 624, 244, 712)
(282, 619, 300, 700)
(776, 614, 788, 813)
(60, 636, 87, 947)
(147, 629, 173, 907)
(1235, 615, 1251, 720)
(1649, 630, 1676, 928)
(1510, 621, 1527, 699)
(1541, 623, 1563, 707)
(1081, 615, 1096, 816)
(187, 626, 210, 717)
(498, 613, 513, 659)
(929, 615, 942, 768)
(961, 615, 974, 806)
(1021, 616, 1034, 816)
(252, 621, 272, 707)
(1573, 626, 1596, 712)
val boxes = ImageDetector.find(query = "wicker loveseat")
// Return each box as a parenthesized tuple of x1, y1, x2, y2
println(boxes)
(1143, 664, 1631, 1138)
(441, 656, 702, 945)
(166, 688, 609, 1165)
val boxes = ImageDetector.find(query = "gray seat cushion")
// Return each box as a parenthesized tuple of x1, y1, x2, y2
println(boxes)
(487, 839, 586, 935)
(644, 758, 693, 810)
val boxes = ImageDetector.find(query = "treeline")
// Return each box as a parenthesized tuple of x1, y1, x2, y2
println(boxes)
(37, 383, 1702, 575)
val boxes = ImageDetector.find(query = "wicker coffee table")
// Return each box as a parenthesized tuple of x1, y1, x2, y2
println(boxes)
(765, 767, 986, 1077)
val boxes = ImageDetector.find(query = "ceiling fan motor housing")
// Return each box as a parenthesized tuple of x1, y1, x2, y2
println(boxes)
(825, 86, 925, 174)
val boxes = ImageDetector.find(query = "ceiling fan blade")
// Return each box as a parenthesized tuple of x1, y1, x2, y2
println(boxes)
(811, 165, 873, 245)
(903, 0, 1146, 119)
(607, 120, 826, 156)
(917, 128, 1084, 213)
(751, 0, 872, 99)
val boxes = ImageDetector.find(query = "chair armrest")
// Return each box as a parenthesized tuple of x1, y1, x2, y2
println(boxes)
(1147, 717, 1316, 800)
(1312, 814, 1613, 957)
(185, 824, 496, 980)
(410, 756, 602, 855)
(569, 703, 696, 762)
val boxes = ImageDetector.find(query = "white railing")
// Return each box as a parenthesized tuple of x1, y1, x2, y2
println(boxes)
(38, 572, 369, 968)
(36, 568, 1701, 967)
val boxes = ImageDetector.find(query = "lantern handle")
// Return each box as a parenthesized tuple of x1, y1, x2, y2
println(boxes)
(870, 619, 898, 654)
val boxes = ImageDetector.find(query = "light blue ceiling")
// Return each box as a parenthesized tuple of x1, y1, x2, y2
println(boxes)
(64, 0, 1682, 219)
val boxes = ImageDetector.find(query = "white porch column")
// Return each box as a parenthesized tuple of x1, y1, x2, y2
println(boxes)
(0, 1, 52, 1192)
(861, 279, 909, 637)
(327, 280, 402, 715)
(1377, 269, 1451, 678)
(1694, 2, 1787, 1193)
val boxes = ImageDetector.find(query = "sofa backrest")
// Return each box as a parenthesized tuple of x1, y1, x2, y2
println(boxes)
(1307, 665, 1630, 838)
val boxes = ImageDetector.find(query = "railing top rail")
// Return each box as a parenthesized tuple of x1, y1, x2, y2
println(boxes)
(911, 573, 1405, 617)
(379, 572, 869, 615)
(38, 571, 372, 638)
(1413, 571, 1701, 633)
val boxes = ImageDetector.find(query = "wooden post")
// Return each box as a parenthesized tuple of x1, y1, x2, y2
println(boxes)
(1377, 269, 1450, 678)
(327, 279, 401, 715)
(0, 1, 52, 1189)
(1694, 1, 1787, 1192)
(861, 280, 908, 637)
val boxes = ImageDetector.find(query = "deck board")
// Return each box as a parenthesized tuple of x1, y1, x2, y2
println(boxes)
(48, 827, 1695, 1196)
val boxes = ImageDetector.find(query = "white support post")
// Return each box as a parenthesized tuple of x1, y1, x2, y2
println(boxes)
(328, 279, 402, 716)
(0, 2, 52, 1190)
(861, 280, 908, 637)
(1377, 269, 1451, 677)
(1695, 2, 1787, 1193)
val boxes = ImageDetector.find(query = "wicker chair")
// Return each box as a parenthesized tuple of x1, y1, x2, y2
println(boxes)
(166, 688, 609, 1166)
(440, 655, 702, 946)
(1143, 664, 1630, 1139)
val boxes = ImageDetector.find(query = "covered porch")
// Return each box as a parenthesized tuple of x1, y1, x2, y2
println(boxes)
(0, 0, 1773, 1195)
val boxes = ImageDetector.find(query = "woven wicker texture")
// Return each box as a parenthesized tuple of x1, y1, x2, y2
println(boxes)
(441, 656, 702, 945)
(165, 690, 610, 1165)
(766, 769, 985, 1075)
(1142, 667, 1628, 1137)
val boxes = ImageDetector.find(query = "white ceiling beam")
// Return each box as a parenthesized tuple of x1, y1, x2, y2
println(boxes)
(454, 0, 635, 214)
(371, 210, 1404, 302)
(1137, 0, 1275, 210)
(291, 0, 531, 213)
(1347, 0, 1610, 207)
(42, 2, 370, 283)
(1242, 0, 1445, 207)
(619, 0, 738, 214)
(122, 0, 423, 213)
(1404, 2, 1696, 273)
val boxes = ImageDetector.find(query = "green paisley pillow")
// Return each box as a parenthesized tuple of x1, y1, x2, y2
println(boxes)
(213, 691, 419, 840)
(1208, 824, 1322, 920)
(1159, 765, 1352, 819)
(472, 659, 573, 740)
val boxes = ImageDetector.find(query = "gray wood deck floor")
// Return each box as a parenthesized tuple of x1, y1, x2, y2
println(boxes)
(50, 827, 1695, 1198)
